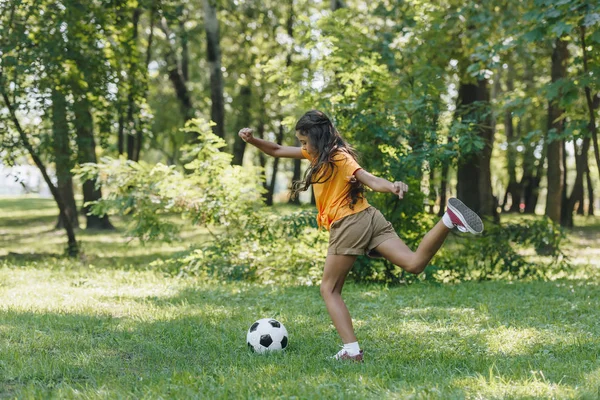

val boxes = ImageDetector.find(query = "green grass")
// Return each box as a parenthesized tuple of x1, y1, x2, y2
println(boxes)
(1, 196, 600, 399)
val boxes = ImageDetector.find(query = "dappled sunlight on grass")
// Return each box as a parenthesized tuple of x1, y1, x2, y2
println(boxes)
(1, 268, 599, 398)
(484, 327, 553, 356)
(583, 368, 600, 395)
(453, 370, 578, 399)
(1, 197, 600, 398)
(565, 216, 600, 271)
(0, 197, 210, 262)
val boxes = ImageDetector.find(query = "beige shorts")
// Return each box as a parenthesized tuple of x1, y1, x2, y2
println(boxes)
(328, 207, 399, 256)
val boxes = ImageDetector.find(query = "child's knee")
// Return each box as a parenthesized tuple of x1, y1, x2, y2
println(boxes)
(320, 282, 339, 298)
(406, 263, 427, 275)
(399, 257, 427, 275)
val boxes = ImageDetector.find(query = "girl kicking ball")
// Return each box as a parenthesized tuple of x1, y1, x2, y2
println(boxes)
(239, 110, 483, 362)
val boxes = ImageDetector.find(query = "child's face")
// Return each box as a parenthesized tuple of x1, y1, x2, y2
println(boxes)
(296, 131, 317, 158)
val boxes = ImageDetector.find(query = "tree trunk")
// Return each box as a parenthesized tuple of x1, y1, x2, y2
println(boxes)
(118, 110, 125, 155)
(204, 0, 225, 139)
(331, 0, 346, 10)
(428, 167, 436, 214)
(520, 62, 542, 214)
(456, 79, 496, 220)
(256, 119, 269, 197)
(580, 26, 598, 217)
(265, 124, 285, 206)
(289, 138, 302, 205)
(586, 162, 595, 216)
(1, 85, 79, 256)
(280, 0, 301, 204)
(580, 26, 600, 185)
(161, 17, 194, 129)
(72, 86, 114, 230)
(126, 8, 142, 161)
(438, 161, 449, 217)
(51, 87, 79, 230)
(503, 63, 522, 212)
(167, 63, 193, 122)
(545, 38, 568, 223)
(232, 85, 251, 166)
(562, 138, 590, 227)
(524, 141, 546, 215)
(560, 139, 569, 226)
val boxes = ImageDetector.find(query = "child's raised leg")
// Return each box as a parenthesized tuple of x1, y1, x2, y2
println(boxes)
(374, 198, 483, 274)
(373, 220, 450, 274)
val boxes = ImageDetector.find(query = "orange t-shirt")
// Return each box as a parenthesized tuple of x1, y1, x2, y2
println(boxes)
(301, 148, 370, 230)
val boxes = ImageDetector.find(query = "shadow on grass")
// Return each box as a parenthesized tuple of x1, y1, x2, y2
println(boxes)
(0, 216, 57, 230)
(0, 302, 344, 398)
(1, 224, 209, 271)
(0, 250, 188, 273)
(0, 288, 598, 397)
(0, 197, 56, 212)
(108, 283, 600, 392)
(0, 252, 65, 263)
(2, 282, 599, 398)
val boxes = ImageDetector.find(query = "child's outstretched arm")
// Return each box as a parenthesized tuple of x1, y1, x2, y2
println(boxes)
(238, 128, 304, 159)
(355, 169, 409, 199)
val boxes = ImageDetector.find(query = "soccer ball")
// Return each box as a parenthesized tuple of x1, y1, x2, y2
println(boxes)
(246, 318, 288, 353)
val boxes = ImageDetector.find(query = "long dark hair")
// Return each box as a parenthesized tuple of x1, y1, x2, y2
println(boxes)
(291, 110, 365, 209)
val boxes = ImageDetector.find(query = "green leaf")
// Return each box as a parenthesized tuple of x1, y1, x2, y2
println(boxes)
(590, 29, 600, 44)
(523, 27, 545, 42)
(551, 21, 573, 37)
(583, 13, 600, 27)
(545, 9, 561, 19)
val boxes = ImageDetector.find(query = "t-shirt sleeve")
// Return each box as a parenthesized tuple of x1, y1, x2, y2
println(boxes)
(335, 151, 362, 177)
(301, 148, 313, 161)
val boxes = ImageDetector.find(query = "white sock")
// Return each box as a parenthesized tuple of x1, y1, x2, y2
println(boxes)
(442, 212, 454, 229)
(343, 341, 361, 356)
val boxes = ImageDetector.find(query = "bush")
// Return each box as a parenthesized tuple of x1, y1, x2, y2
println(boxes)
(75, 119, 328, 285)
(346, 216, 569, 285)
(427, 217, 569, 283)
(163, 209, 328, 285)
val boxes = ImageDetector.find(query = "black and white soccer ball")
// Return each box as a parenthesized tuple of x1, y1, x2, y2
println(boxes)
(246, 318, 288, 353)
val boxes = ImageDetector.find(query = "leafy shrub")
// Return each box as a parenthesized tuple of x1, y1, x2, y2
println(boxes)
(75, 119, 265, 242)
(75, 119, 328, 284)
(426, 217, 569, 283)
(347, 216, 569, 285)
(167, 209, 328, 285)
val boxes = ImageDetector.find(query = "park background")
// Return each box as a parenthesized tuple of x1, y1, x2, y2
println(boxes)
(1, 0, 600, 398)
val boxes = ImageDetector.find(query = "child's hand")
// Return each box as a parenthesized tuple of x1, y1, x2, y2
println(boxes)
(238, 127, 254, 143)
(392, 181, 408, 199)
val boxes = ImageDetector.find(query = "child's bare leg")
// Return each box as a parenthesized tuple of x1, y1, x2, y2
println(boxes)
(375, 198, 484, 274)
(320, 254, 358, 343)
(374, 220, 450, 274)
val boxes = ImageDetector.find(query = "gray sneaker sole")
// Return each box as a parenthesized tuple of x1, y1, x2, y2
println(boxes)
(447, 198, 484, 234)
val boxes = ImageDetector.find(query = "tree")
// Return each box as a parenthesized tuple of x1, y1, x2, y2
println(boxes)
(203, 0, 225, 140)
(545, 38, 567, 224)
(51, 86, 80, 230)
(500, 60, 523, 213)
(1, 86, 79, 256)
(159, 3, 195, 125)
(71, 78, 114, 230)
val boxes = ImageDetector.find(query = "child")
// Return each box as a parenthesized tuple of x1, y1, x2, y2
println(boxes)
(238, 110, 483, 362)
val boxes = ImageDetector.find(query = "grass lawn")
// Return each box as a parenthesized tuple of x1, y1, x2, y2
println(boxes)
(1, 196, 600, 399)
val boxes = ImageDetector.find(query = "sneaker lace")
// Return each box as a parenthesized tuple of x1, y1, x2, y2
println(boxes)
(333, 346, 346, 360)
